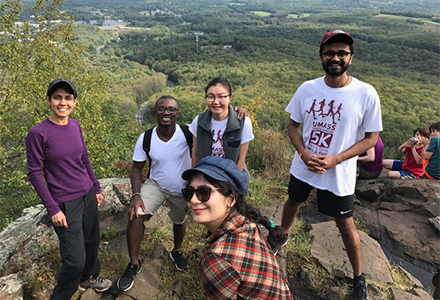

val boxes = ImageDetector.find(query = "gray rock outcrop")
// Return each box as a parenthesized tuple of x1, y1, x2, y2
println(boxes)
(0, 178, 171, 300)
(389, 287, 433, 300)
(355, 178, 440, 273)
(0, 273, 23, 300)
(309, 221, 393, 283)
(1, 177, 437, 300)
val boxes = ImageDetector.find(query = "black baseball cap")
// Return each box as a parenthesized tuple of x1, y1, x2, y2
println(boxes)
(46, 78, 77, 98)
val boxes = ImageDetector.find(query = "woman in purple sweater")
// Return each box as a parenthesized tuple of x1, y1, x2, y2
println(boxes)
(26, 78, 112, 299)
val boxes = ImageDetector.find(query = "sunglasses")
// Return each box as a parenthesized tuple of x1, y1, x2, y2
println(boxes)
(181, 186, 219, 203)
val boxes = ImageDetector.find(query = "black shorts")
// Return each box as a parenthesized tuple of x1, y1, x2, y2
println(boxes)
(288, 174, 354, 218)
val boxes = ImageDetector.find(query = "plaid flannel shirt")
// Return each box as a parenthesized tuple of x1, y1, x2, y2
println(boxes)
(200, 214, 294, 300)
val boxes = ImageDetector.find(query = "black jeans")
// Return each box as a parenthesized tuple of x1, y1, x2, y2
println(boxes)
(51, 187, 100, 300)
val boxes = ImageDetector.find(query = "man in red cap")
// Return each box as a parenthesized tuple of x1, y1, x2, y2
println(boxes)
(274, 30, 382, 300)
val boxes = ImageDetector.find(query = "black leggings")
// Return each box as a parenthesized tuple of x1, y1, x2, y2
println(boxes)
(51, 187, 100, 300)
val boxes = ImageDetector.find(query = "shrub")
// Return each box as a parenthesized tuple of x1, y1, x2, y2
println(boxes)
(247, 128, 294, 178)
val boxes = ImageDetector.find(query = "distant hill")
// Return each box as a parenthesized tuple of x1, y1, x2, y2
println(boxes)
(60, 0, 440, 13)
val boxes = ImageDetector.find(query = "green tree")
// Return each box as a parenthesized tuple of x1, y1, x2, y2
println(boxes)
(133, 72, 167, 106)
(0, 0, 85, 225)
(0, 0, 125, 229)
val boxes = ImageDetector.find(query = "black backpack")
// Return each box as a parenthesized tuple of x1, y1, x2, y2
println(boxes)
(142, 124, 193, 177)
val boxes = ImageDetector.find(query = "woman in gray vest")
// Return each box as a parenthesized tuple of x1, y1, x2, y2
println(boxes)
(188, 77, 254, 171)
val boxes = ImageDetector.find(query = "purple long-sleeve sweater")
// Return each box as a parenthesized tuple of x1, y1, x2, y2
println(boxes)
(26, 118, 101, 216)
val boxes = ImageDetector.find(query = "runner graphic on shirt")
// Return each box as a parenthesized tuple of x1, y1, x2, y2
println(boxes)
(305, 99, 318, 119)
(334, 104, 343, 122)
(316, 99, 327, 117)
(306, 98, 343, 155)
(211, 129, 225, 157)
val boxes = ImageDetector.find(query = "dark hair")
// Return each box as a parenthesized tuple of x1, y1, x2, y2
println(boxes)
(205, 77, 232, 96)
(190, 172, 285, 249)
(48, 82, 75, 99)
(429, 122, 440, 133)
(414, 127, 430, 139)
(155, 95, 178, 108)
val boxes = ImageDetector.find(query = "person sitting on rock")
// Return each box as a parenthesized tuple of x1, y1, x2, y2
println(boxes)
(383, 127, 430, 179)
(181, 156, 294, 300)
(419, 121, 440, 180)
(357, 135, 384, 179)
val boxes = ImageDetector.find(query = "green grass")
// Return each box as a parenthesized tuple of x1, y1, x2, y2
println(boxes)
(97, 248, 129, 280)
(376, 13, 440, 26)
(246, 174, 288, 207)
(150, 217, 206, 300)
(354, 217, 369, 234)
(252, 11, 272, 17)
(101, 225, 119, 241)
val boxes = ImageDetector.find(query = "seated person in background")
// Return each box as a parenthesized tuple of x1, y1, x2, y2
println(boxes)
(419, 121, 440, 180)
(383, 127, 430, 179)
(357, 135, 384, 179)
(182, 156, 294, 300)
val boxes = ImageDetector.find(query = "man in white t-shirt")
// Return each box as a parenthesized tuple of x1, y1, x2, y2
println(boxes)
(275, 30, 382, 300)
(117, 96, 192, 291)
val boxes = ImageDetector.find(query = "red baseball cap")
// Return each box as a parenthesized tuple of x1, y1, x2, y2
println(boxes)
(321, 29, 354, 46)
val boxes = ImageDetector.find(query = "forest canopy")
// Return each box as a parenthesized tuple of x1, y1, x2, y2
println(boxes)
(1, 0, 439, 229)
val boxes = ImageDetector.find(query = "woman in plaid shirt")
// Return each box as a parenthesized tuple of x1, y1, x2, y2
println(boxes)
(182, 156, 294, 300)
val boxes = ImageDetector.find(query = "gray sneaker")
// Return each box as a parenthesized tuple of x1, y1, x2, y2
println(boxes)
(353, 275, 369, 300)
(79, 274, 112, 293)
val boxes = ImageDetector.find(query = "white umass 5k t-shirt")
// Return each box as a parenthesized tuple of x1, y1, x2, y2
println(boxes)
(132, 125, 191, 193)
(189, 116, 254, 158)
(286, 76, 382, 196)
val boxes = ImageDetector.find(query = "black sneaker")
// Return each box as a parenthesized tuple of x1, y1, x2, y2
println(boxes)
(79, 274, 112, 292)
(116, 261, 142, 291)
(353, 275, 369, 300)
(169, 249, 188, 271)
(271, 233, 289, 256)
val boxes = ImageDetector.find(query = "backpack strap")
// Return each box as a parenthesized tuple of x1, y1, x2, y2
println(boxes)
(142, 125, 192, 178)
(142, 128, 154, 178)
(179, 124, 193, 157)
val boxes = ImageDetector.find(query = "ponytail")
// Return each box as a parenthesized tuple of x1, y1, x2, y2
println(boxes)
(234, 201, 287, 251)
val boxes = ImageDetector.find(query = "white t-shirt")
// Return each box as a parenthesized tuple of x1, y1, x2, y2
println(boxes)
(285, 76, 382, 196)
(132, 125, 191, 193)
(189, 116, 254, 158)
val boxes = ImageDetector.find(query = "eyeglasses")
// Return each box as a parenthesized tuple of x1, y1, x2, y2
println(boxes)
(181, 186, 220, 203)
(321, 51, 351, 60)
(205, 94, 230, 102)
(155, 106, 179, 113)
